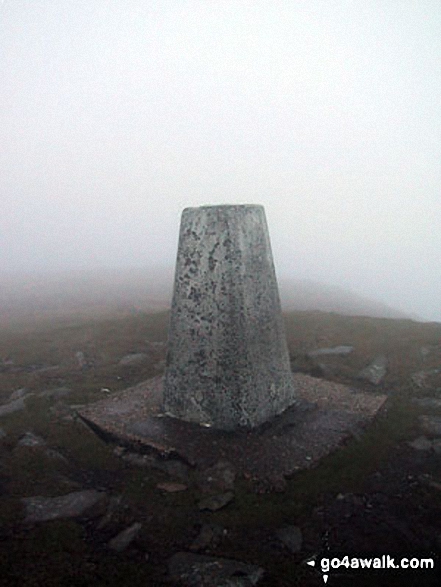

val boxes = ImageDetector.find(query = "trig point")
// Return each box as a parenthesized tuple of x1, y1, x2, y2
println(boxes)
(163, 204, 296, 430)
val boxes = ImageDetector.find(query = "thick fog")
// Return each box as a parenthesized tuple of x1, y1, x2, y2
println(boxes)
(1, 1, 440, 321)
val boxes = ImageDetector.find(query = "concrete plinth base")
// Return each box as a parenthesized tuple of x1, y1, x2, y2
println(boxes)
(78, 375, 386, 488)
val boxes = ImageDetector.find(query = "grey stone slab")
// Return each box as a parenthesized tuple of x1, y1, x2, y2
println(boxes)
(407, 436, 433, 451)
(22, 490, 106, 522)
(119, 353, 148, 366)
(358, 355, 388, 385)
(168, 552, 264, 586)
(9, 388, 29, 401)
(108, 522, 142, 552)
(0, 397, 27, 417)
(308, 345, 354, 357)
(17, 432, 45, 447)
(163, 205, 295, 430)
(198, 491, 234, 512)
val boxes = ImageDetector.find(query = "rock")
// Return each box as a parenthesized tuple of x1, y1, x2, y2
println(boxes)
(358, 355, 388, 385)
(198, 491, 234, 512)
(168, 552, 264, 586)
(411, 369, 441, 389)
(22, 490, 106, 523)
(75, 351, 88, 369)
(9, 388, 29, 401)
(108, 522, 142, 552)
(412, 397, 441, 410)
(17, 432, 46, 447)
(275, 525, 303, 553)
(119, 353, 148, 367)
(420, 346, 431, 360)
(40, 387, 71, 400)
(307, 345, 354, 357)
(198, 460, 236, 493)
(407, 436, 433, 451)
(45, 448, 69, 462)
(157, 482, 188, 493)
(190, 524, 225, 552)
(419, 415, 441, 436)
(0, 397, 27, 417)
(0, 427, 6, 439)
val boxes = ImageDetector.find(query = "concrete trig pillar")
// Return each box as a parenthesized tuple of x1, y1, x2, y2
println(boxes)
(163, 204, 295, 430)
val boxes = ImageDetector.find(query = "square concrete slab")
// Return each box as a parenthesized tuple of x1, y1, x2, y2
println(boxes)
(78, 374, 386, 487)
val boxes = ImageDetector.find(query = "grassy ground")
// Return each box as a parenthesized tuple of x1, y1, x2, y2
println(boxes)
(0, 310, 440, 585)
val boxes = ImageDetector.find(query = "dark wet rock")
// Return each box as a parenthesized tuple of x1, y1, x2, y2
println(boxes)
(419, 415, 441, 436)
(190, 524, 225, 552)
(0, 396, 27, 417)
(108, 522, 142, 552)
(307, 345, 354, 357)
(358, 355, 388, 385)
(198, 460, 236, 493)
(17, 432, 46, 447)
(412, 397, 441, 409)
(22, 490, 106, 522)
(119, 353, 148, 366)
(168, 552, 264, 586)
(198, 491, 234, 512)
(9, 387, 29, 401)
(40, 387, 71, 400)
(275, 525, 303, 553)
(157, 482, 187, 493)
(407, 436, 433, 451)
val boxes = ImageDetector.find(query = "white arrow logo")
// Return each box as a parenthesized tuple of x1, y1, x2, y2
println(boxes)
(306, 560, 316, 567)
(323, 574, 329, 584)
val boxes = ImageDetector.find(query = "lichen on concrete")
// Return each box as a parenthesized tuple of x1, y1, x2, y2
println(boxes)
(163, 204, 296, 430)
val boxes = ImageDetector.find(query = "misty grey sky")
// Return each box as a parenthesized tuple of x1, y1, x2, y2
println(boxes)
(1, 1, 440, 321)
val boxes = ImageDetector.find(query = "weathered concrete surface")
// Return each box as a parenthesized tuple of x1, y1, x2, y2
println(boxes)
(164, 205, 295, 430)
(78, 375, 387, 488)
